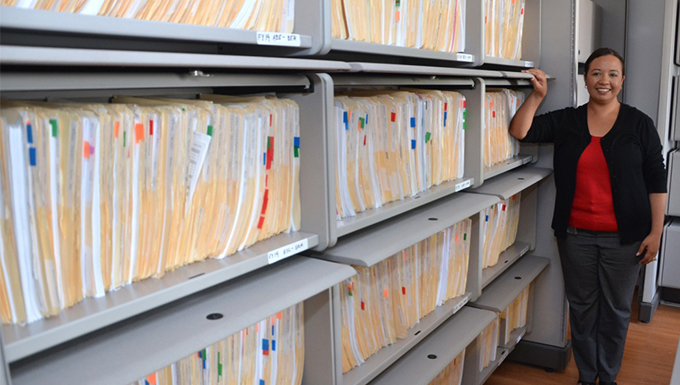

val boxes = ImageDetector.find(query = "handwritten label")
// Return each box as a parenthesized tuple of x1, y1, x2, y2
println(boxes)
(256, 32, 301, 47)
(525, 61, 535, 68)
(267, 238, 309, 264)
(456, 53, 474, 62)
(454, 179, 472, 192)
(522, 156, 532, 165)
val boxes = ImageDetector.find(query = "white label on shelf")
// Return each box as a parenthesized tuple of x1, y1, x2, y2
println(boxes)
(522, 156, 532, 165)
(256, 32, 301, 47)
(267, 238, 309, 264)
(525, 61, 535, 68)
(456, 53, 474, 62)
(454, 179, 472, 192)
(453, 296, 469, 314)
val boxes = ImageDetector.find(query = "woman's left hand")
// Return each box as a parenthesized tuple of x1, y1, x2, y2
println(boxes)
(636, 232, 662, 264)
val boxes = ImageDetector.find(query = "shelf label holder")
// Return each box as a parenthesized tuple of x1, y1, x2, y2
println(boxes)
(256, 32, 302, 47)
(267, 238, 309, 264)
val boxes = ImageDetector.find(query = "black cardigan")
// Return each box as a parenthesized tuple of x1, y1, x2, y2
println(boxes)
(521, 103, 667, 244)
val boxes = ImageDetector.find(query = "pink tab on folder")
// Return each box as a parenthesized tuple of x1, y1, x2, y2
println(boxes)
(114, 121, 120, 138)
(83, 141, 91, 159)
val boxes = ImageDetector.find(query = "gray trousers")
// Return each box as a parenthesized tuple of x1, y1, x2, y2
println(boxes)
(557, 227, 642, 383)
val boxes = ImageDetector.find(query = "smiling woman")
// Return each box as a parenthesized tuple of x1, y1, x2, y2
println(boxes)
(507, 47, 668, 385)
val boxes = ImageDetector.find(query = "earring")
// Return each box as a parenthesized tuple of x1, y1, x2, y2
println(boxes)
(584, 85, 587, 89)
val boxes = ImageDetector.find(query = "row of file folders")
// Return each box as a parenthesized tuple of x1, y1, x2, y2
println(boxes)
(0, 96, 302, 325)
(1, 0, 296, 32)
(335, 88, 525, 220)
(340, 200, 521, 374)
(126, 212, 527, 385)
(332, 0, 527, 60)
(0, 87, 524, 325)
(4, 0, 527, 60)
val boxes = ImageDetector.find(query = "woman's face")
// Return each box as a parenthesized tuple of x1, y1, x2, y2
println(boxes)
(584, 54, 625, 105)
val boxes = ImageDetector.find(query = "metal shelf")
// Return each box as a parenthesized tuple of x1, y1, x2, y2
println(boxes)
(347, 62, 503, 78)
(3, 232, 319, 363)
(483, 56, 536, 69)
(9, 257, 355, 385)
(469, 166, 553, 200)
(0, 70, 314, 94)
(483, 155, 534, 180)
(481, 242, 531, 289)
(470, 255, 549, 313)
(334, 177, 478, 241)
(368, 307, 497, 385)
(345, 293, 473, 385)
(318, 192, 497, 267)
(331, 74, 475, 88)
(0, 46, 352, 71)
(330, 39, 475, 64)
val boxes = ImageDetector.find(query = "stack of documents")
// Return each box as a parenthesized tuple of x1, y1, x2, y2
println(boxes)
(481, 194, 521, 269)
(340, 218, 471, 373)
(484, 0, 525, 60)
(335, 90, 466, 220)
(499, 285, 529, 345)
(0, 95, 301, 325)
(484, 89, 524, 168)
(331, 0, 466, 53)
(130, 303, 304, 385)
(427, 349, 465, 385)
(478, 315, 499, 371)
(5, 0, 295, 32)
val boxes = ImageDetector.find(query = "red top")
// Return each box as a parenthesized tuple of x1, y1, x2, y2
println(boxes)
(568, 136, 619, 232)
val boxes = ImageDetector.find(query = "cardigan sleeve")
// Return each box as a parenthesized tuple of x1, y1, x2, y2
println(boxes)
(519, 109, 567, 144)
(640, 114, 668, 194)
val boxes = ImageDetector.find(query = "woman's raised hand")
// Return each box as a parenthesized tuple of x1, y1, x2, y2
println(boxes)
(523, 68, 548, 99)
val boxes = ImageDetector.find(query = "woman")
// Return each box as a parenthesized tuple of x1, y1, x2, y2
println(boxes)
(508, 47, 668, 385)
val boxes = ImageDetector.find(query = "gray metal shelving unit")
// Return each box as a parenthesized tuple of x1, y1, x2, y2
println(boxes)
(8, 257, 355, 385)
(368, 307, 498, 385)
(324, 0, 541, 69)
(308, 191, 498, 385)
(0, 0, 563, 383)
(0, 60, 349, 385)
(464, 255, 550, 385)
(326, 71, 484, 246)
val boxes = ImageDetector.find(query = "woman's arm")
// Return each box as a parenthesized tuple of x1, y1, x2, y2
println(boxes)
(508, 68, 548, 140)
(637, 192, 668, 264)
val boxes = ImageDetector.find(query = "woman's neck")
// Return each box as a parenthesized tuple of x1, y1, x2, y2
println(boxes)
(587, 99, 621, 115)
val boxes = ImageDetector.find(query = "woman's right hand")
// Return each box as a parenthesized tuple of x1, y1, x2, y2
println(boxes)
(523, 68, 548, 99)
